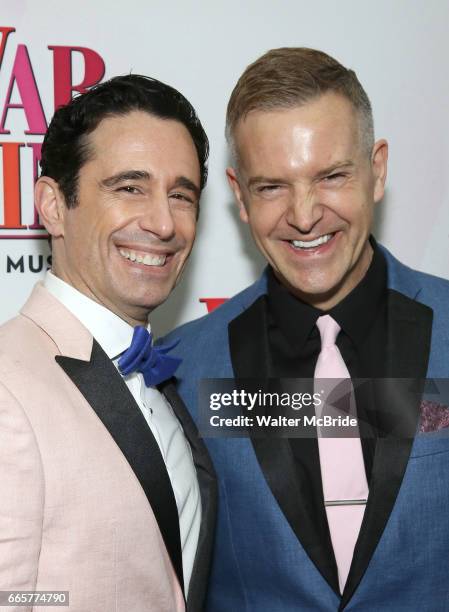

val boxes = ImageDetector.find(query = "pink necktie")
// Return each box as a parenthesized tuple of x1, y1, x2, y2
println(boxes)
(314, 315, 369, 593)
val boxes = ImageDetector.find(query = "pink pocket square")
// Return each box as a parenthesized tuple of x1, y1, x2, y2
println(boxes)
(419, 400, 449, 433)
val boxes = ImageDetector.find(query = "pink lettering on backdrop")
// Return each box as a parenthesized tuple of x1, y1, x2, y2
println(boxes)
(0, 27, 106, 238)
(49, 46, 106, 109)
(0, 44, 47, 135)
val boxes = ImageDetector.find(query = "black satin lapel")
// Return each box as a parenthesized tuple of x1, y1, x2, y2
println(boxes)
(228, 295, 271, 379)
(340, 289, 433, 609)
(160, 381, 217, 612)
(55, 340, 184, 596)
(252, 436, 339, 593)
(229, 297, 340, 594)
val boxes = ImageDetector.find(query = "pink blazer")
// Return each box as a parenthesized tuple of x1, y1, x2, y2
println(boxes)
(0, 283, 216, 612)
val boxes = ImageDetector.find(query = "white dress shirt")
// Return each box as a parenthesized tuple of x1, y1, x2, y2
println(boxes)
(44, 271, 201, 594)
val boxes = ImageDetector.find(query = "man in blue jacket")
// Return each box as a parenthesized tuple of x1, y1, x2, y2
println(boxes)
(164, 48, 449, 610)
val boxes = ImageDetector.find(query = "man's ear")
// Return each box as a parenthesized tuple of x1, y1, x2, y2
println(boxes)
(226, 167, 249, 223)
(371, 139, 388, 203)
(34, 177, 66, 237)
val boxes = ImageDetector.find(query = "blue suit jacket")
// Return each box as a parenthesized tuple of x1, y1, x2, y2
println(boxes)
(163, 246, 449, 611)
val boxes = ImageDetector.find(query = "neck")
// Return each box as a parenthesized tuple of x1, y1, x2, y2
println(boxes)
(50, 268, 150, 328)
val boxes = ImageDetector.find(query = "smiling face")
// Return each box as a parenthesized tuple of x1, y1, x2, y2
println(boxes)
(228, 93, 388, 310)
(37, 110, 201, 325)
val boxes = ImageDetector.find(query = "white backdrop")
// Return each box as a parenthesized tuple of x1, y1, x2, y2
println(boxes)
(1, 0, 448, 335)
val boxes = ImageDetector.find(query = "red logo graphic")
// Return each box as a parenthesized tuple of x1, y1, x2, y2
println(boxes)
(0, 26, 106, 239)
(199, 298, 228, 313)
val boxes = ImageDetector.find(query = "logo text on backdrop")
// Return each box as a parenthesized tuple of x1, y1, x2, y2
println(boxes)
(0, 25, 106, 241)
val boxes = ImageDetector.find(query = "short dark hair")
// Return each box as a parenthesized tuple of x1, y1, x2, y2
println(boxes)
(40, 74, 209, 208)
(226, 47, 374, 158)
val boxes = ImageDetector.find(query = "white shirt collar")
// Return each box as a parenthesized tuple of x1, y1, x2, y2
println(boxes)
(44, 271, 150, 360)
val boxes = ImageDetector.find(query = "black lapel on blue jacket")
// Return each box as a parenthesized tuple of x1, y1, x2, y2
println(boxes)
(340, 289, 433, 609)
(159, 380, 217, 612)
(229, 296, 340, 594)
(55, 340, 184, 596)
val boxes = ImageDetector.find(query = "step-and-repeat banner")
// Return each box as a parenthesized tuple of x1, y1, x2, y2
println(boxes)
(1, 1, 448, 335)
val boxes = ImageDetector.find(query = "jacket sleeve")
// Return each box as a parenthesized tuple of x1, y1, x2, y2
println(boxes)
(0, 381, 44, 612)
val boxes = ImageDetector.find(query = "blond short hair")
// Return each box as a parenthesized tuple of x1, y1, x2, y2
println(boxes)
(226, 47, 374, 159)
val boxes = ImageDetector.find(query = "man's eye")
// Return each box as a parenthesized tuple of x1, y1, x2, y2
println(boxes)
(117, 185, 141, 194)
(323, 173, 346, 182)
(257, 185, 281, 193)
(170, 192, 195, 204)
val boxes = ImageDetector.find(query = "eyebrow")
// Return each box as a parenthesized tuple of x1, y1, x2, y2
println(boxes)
(313, 160, 355, 180)
(247, 161, 355, 188)
(100, 170, 201, 199)
(247, 176, 286, 189)
(100, 170, 151, 187)
(173, 176, 201, 200)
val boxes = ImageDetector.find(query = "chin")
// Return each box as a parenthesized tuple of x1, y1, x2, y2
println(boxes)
(282, 273, 343, 302)
(141, 292, 172, 312)
(284, 272, 331, 291)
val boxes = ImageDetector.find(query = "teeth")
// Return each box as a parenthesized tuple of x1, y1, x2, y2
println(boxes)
(291, 234, 333, 249)
(119, 248, 167, 267)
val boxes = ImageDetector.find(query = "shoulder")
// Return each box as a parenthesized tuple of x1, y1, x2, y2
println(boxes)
(161, 271, 268, 356)
(381, 244, 449, 306)
(0, 313, 59, 391)
(0, 314, 32, 358)
(0, 311, 53, 351)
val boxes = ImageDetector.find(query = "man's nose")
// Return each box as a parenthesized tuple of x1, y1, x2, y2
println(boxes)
(138, 191, 176, 240)
(285, 184, 323, 233)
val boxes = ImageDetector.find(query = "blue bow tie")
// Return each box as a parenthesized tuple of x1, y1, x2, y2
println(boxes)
(118, 326, 182, 387)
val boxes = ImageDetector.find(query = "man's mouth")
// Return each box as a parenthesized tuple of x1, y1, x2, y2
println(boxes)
(290, 233, 334, 250)
(118, 248, 167, 267)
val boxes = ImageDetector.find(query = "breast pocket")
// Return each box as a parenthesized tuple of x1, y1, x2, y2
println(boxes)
(409, 430, 449, 458)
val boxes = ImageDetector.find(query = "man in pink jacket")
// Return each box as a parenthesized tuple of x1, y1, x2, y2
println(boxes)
(0, 74, 216, 612)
